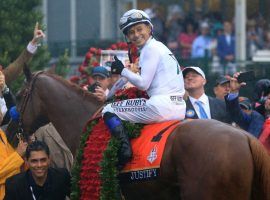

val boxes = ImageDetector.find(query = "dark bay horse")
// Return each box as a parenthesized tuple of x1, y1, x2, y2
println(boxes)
(12, 68, 270, 200)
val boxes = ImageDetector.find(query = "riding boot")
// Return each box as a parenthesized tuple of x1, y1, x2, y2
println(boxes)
(104, 112, 132, 169)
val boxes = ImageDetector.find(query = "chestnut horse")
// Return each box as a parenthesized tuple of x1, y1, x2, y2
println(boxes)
(9, 68, 270, 200)
(6, 70, 103, 156)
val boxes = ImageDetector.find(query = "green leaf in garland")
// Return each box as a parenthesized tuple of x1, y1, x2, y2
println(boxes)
(123, 121, 144, 139)
(100, 138, 120, 200)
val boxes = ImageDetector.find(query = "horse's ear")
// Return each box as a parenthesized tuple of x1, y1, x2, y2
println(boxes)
(23, 63, 32, 83)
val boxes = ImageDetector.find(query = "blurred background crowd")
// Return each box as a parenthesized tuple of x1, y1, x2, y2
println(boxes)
(1, 0, 270, 98)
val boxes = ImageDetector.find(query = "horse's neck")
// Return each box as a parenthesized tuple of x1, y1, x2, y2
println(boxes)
(37, 75, 102, 155)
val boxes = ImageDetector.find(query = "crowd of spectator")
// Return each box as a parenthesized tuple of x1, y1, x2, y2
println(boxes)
(181, 66, 270, 151)
(144, 4, 270, 74)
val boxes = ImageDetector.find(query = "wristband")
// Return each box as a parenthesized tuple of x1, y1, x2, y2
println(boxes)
(27, 42, 38, 54)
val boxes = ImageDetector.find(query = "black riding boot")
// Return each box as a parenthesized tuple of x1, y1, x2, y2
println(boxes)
(104, 112, 132, 169)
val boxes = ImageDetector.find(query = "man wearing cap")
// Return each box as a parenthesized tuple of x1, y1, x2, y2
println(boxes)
(88, 66, 111, 102)
(213, 76, 230, 100)
(183, 66, 231, 123)
(225, 72, 264, 137)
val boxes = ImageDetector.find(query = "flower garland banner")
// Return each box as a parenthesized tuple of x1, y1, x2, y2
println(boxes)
(70, 119, 99, 200)
(71, 87, 148, 200)
(79, 118, 111, 200)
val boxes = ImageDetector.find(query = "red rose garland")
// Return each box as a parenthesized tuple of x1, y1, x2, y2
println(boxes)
(70, 42, 141, 200)
(79, 119, 111, 200)
(71, 87, 148, 200)
(114, 87, 149, 101)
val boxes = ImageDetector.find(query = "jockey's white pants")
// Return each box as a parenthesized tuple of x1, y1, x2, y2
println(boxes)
(102, 94, 186, 124)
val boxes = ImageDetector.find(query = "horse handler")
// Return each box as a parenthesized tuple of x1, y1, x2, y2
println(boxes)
(102, 9, 186, 168)
(0, 129, 28, 200)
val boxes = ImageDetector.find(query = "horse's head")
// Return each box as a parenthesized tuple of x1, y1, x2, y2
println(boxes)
(16, 65, 49, 139)
(8, 65, 104, 153)
(6, 65, 48, 146)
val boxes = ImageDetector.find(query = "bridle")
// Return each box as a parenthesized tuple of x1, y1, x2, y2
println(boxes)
(16, 71, 44, 142)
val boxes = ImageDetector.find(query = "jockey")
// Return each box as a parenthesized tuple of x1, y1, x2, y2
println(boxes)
(102, 9, 186, 168)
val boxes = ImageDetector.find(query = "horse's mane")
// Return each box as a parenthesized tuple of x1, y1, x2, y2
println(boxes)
(36, 71, 100, 103)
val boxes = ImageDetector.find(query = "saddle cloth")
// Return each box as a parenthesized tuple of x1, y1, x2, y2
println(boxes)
(120, 120, 180, 182)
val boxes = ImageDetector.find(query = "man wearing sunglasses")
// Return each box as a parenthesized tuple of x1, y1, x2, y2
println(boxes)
(102, 9, 186, 169)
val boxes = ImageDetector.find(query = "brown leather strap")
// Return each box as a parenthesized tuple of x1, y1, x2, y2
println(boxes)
(90, 106, 104, 120)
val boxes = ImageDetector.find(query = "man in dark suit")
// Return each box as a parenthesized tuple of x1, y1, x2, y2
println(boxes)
(4, 140, 70, 200)
(183, 66, 231, 124)
(217, 21, 235, 63)
(224, 72, 264, 138)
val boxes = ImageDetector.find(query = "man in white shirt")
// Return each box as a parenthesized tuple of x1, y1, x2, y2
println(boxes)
(191, 22, 213, 59)
(183, 66, 231, 123)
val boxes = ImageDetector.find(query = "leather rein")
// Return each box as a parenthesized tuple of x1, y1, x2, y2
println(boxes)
(16, 71, 45, 142)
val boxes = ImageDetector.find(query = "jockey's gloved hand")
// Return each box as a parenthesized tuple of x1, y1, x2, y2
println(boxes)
(111, 56, 124, 74)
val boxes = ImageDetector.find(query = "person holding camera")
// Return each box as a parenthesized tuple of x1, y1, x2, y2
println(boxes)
(88, 66, 111, 103)
(251, 79, 270, 153)
(213, 76, 230, 100)
(225, 72, 264, 137)
(259, 90, 270, 154)
(253, 79, 270, 117)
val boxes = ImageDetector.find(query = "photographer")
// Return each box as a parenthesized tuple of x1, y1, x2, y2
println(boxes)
(259, 90, 270, 154)
(88, 66, 111, 102)
(253, 79, 270, 116)
(225, 72, 264, 137)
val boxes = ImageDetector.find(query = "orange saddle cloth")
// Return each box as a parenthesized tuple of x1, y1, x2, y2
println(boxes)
(119, 120, 180, 182)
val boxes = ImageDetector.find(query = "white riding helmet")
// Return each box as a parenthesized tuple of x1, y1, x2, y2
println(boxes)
(119, 9, 153, 35)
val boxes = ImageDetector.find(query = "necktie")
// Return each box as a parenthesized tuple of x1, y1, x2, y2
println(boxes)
(195, 101, 208, 119)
